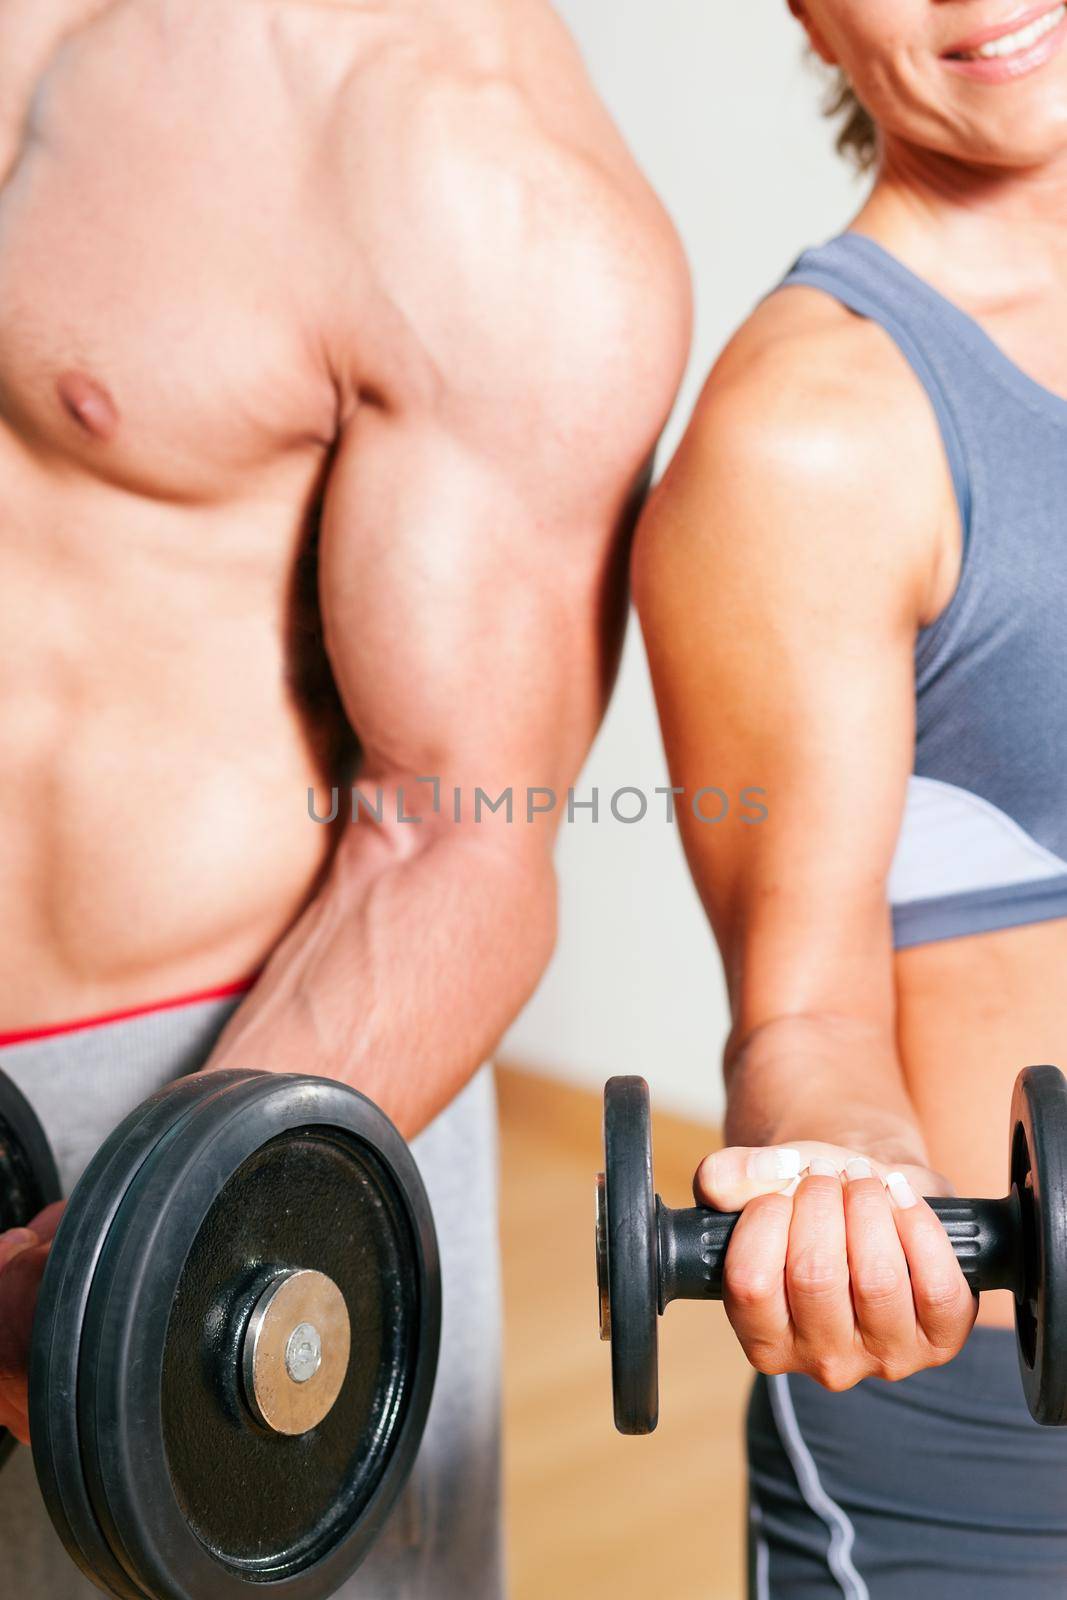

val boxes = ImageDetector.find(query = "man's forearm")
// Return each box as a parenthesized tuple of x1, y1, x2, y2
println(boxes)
(723, 1012, 931, 1169)
(206, 809, 557, 1138)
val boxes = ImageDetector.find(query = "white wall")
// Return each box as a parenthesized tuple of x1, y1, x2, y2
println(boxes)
(501, 3, 864, 1121)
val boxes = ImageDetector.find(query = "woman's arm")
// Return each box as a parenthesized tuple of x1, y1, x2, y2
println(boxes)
(633, 288, 975, 1386)
(636, 288, 958, 1163)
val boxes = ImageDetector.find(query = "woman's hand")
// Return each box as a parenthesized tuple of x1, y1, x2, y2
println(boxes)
(696, 1144, 977, 1390)
(0, 1202, 65, 1443)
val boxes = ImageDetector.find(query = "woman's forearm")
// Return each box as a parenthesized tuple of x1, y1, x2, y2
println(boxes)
(723, 1012, 932, 1170)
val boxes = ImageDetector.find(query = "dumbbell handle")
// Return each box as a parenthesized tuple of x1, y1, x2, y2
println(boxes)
(656, 1191, 1027, 1311)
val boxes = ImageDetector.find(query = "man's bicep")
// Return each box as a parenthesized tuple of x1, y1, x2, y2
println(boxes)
(318, 410, 627, 814)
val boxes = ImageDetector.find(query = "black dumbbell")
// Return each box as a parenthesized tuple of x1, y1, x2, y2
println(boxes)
(596, 1064, 1067, 1434)
(0, 1072, 62, 1469)
(0, 1066, 441, 1600)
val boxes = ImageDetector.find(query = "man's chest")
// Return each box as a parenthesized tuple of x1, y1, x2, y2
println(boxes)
(0, 1, 338, 497)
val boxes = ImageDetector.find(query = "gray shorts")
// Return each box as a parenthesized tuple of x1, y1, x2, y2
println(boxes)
(748, 1327, 1067, 1598)
(0, 994, 504, 1600)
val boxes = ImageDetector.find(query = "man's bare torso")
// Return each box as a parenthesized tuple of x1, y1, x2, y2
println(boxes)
(0, 0, 687, 1027)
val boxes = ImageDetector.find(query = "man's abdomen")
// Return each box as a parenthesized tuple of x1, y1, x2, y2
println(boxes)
(0, 464, 344, 1030)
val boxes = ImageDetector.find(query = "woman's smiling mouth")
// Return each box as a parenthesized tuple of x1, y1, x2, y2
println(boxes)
(943, 3, 1067, 80)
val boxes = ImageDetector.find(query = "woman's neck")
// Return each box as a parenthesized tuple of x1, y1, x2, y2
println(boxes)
(856, 137, 1067, 303)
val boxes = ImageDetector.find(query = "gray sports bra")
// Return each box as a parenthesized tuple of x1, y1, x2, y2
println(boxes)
(780, 233, 1067, 950)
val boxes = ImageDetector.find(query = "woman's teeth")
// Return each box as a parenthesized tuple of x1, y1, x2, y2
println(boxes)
(954, 4, 1066, 59)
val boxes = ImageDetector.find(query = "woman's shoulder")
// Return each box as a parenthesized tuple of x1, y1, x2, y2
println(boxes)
(672, 282, 954, 518)
(636, 279, 958, 630)
(707, 284, 929, 445)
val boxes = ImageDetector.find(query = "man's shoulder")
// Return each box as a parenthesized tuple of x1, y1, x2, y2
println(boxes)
(317, 1, 645, 234)
(309, 13, 690, 430)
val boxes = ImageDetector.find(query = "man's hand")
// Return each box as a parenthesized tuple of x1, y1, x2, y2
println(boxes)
(0, 1202, 64, 1444)
(696, 1145, 977, 1391)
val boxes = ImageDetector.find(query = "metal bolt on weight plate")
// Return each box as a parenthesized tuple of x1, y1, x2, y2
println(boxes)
(286, 1323, 323, 1384)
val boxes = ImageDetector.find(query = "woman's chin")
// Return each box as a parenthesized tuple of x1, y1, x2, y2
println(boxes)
(888, 105, 1067, 176)
(941, 97, 1067, 171)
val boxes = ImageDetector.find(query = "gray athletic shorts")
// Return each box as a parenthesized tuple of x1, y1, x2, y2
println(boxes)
(0, 992, 504, 1600)
(748, 1327, 1067, 1598)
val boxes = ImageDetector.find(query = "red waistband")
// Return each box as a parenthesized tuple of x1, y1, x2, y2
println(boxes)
(0, 976, 258, 1049)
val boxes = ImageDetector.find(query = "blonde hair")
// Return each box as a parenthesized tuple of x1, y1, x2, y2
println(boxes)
(824, 70, 877, 172)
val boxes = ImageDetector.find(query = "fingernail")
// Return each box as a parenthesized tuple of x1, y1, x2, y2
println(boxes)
(808, 1157, 838, 1178)
(887, 1172, 918, 1209)
(781, 1175, 801, 1198)
(2, 1228, 38, 1248)
(746, 1148, 803, 1183)
(843, 1157, 874, 1182)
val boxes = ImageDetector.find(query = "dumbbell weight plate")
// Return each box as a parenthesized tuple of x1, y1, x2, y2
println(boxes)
(140, 1104, 430, 1592)
(0, 1069, 62, 1471)
(598, 1076, 659, 1435)
(32, 1069, 253, 1598)
(1011, 1064, 1067, 1427)
(0, 1069, 62, 1233)
(32, 1070, 440, 1600)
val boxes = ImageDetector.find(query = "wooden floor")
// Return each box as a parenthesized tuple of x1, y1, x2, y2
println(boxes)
(498, 1066, 750, 1600)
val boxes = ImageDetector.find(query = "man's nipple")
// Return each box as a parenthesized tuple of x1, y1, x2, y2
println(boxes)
(57, 370, 120, 440)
